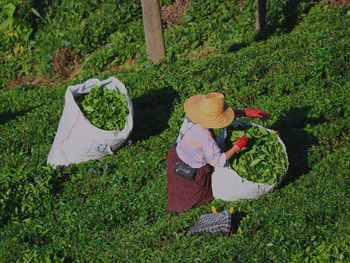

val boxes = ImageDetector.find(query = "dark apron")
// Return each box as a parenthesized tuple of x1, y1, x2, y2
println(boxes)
(164, 146, 214, 215)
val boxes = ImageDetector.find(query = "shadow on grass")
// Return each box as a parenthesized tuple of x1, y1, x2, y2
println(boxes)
(131, 87, 178, 142)
(254, 0, 314, 41)
(49, 165, 79, 196)
(31, 0, 53, 34)
(227, 0, 315, 53)
(0, 105, 42, 125)
(227, 42, 250, 53)
(270, 106, 324, 187)
(231, 211, 247, 234)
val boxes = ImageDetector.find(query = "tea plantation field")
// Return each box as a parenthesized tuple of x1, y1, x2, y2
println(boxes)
(0, 0, 349, 262)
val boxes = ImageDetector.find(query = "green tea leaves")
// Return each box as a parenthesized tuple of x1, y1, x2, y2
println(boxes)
(228, 126, 288, 185)
(76, 86, 129, 131)
(250, 155, 265, 167)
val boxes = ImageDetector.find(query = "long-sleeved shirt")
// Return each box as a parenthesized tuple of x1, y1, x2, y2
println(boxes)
(176, 123, 226, 169)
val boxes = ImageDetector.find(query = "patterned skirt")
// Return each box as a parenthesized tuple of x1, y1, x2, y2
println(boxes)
(164, 145, 214, 214)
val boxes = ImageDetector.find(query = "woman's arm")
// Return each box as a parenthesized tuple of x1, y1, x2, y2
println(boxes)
(233, 109, 246, 118)
(234, 109, 271, 121)
(225, 145, 240, 160)
(244, 109, 271, 121)
(225, 136, 248, 161)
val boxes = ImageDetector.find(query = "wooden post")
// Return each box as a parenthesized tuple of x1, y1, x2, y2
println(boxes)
(256, 0, 266, 31)
(141, 0, 165, 63)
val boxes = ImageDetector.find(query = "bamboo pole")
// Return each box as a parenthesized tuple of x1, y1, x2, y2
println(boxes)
(256, 0, 266, 31)
(141, 0, 165, 63)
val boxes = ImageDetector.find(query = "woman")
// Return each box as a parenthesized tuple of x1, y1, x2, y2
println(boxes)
(164, 92, 270, 214)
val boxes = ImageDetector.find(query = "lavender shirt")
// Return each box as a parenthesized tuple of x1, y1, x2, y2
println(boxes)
(176, 120, 226, 169)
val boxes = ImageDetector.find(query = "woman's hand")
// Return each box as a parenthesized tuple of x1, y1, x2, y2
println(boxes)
(233, 136, 248, 151)
(225, 136, 248, 160)
(244, 109, 271, 121)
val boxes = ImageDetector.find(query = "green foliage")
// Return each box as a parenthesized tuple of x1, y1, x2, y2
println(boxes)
(81, 19, 145, 74)
(0, 0, 349, 262)
(75, 86, 129, 131)
(0, 0, 46, 88)
(0, 0, 42, 54)
(227, 126, 288, 185)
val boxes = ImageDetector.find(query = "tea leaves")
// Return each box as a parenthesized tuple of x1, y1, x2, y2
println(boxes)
(75, 86, 129, 131)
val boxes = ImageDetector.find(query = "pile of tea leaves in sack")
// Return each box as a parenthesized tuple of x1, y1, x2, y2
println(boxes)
(225, 126, 288, 185)
(75, 86, 129, 130)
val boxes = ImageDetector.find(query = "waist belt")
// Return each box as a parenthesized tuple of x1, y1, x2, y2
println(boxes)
(175, 158, 198, 180)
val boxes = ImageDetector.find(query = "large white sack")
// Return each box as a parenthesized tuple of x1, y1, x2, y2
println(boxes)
(212, 120, 288, 201)
(47, 77, 133, 166)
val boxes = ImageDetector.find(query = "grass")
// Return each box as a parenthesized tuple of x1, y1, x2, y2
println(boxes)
(0, 0, 349, 262)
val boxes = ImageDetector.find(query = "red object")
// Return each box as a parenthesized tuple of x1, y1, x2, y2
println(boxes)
(164, 146, 214, 215)
(245, 109, 271, 120)
(229, 227, 234, 237)
(233, 136, 248, 151)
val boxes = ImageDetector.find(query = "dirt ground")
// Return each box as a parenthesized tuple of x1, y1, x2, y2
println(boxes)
(9, 47, 82, 88)
(328, 0, 350, 6)
(161, 0, 191, 24)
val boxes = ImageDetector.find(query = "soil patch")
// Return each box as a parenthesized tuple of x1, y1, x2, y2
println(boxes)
(161, 0, 190, 25)
(190, 45, 217, 60)
(8, 75, 36, 88)
(52, 48, 81, 79)
(8, 47, 83, 89)
(328, 0, 350, 6)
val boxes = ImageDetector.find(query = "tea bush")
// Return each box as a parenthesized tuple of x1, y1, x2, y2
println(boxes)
(0, 0, 349, 262)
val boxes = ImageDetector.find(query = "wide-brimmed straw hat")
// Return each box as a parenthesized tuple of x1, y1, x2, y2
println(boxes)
(184, 92, 234, 128)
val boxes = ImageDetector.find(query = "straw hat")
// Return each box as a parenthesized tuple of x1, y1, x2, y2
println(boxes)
(184, 92, 234, 128)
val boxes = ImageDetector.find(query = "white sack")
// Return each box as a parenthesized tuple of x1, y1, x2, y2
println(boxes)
(47, 77, 133, 166)
(212, 120, 288, 201)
